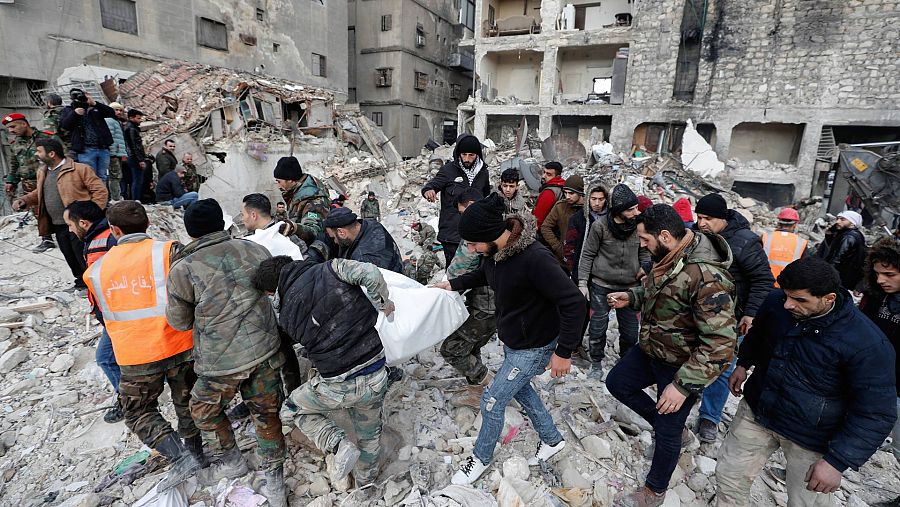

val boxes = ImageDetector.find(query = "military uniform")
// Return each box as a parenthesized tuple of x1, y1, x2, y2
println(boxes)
(360, 197, 381, 221)
(5, 129, 56, 195)
(182, 162, 202, 193)
(282, 174, 330, 239)
(414, 223, 437, 249)
(439, 239, 497, 385)
(43, 106, 71, 153)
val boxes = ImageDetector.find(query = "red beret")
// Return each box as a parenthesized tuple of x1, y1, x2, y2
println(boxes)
(1, 113, 27, 126)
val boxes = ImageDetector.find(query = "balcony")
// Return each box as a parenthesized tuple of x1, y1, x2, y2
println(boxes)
(448, 51, 475, 73)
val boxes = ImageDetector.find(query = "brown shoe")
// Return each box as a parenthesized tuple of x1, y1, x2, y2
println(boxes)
(615, 486, 665, 507)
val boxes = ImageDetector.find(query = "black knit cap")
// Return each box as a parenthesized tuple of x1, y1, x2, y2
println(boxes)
(456, 135, 482, 155)
(609, 184, 639, 215)
(695, 193, 728, 219)
(322, 207, 357, 228)
(273, 156, 303, 180)
(184, 199, 225, 238)
(458, 193, 508, 242)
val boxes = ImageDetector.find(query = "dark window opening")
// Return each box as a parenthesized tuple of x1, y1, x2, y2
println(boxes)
(371, 112, 383, 126)
(312, 53, 326, 77)
(256, 8, 265, 21)
(381, 15, 392, 31)
(413, 114, 421, 129)
(273, 43, 280, 53)
(415, 72, 428, 91)
(197, 17, 228, 51)
(376, 68, 393, 87)
(100, 0, 138, 35)
(672, 0, 706, 101)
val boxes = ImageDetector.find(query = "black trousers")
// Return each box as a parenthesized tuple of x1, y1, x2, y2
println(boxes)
(53, 224, 86, 284)
(441, 241, 459, 266)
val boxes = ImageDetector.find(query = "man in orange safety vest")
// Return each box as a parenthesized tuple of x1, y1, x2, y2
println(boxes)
(761, 207, 809, 286)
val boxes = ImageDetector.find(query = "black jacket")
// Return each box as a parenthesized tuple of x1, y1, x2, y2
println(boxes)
(59, 102, 116, 153)
(450, 215, 585, 358)
(421, 134, 491, 244)
(338, 219, 403, 273)
(738, 290, 896, 472)
(277, 259, 382, 378)
(123, 121, 148, 161)
(699, 210, 775, 318)
(859, 292, 900, 396)
(156, 149, 178, 178)
(156, 171, 186, 202)
(817, 226, 867, 290)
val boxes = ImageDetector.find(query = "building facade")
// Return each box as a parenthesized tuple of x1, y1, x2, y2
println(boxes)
(349, 0, 476, 158)
(459, 0, 900, 204)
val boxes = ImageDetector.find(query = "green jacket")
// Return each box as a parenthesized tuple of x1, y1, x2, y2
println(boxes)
(5, 129, 57, 186)
(282, 174, 330, 238)
(360, 197, 380, 220)
(627, 231, 737, 396)
(415, 223, 437, 248)
(447, 239, 495, 315)
(166, 230, 280, 377)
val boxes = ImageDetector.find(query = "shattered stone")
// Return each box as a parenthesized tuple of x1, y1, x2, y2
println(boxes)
(49, 353, 75, 373)
(0, 346, 28, 373)
(581, 435, 613, 460)
(695, 455, 718, 476)
(501, 455, 530, 480)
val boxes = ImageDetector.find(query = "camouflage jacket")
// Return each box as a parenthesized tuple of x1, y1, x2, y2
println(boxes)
(447, 239, 495, 315)
(282, 174, 330, 238)
(166, 230, 280, 377)
(360, 198, 380, 220)
(415, 223, 437, 248)
(43, 106, 71, 149)
(182, 162, 201, 193)
(414, 249, 439, 285)
(627, 231, 737, 395)
(5, 129, 57, 186)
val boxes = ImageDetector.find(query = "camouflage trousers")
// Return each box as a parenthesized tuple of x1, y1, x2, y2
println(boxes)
(440, 309, 496, 384)
(190, 354, 286, 471)
(107, 157, 121, 201)
(118, 360, 199, 449)
(281, 366, 389, 484)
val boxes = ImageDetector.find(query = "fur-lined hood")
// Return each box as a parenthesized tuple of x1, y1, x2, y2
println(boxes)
(494, 213, 536, 262)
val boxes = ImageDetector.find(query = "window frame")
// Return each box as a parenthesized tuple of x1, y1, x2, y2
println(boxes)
(99, 0, 138, 35)
(196, 17, 229, 51)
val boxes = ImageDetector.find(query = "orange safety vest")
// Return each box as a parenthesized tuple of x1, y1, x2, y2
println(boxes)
(82, 239, 193, 366)
(761, 230, 807, 287)
(85, 228, 114, 266)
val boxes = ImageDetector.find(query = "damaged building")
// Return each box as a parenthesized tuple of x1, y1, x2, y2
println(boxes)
(458, 0, 900, 208)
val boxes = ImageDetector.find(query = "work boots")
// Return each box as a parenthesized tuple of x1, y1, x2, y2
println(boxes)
(261, 466, 287, 507)
(155, 434, 204, 492)
(614, 486, 665, 507)
(103, 400, 124, 424)
(197, 445, 249, 486)
(184, 434, 209, 468)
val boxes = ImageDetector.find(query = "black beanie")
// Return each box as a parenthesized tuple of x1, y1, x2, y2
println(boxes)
(695, 193, 728, 219)
(458, 193, 508, 243)
(456, 135, 482, 156)
(609, 184, 639, 215)
(184, 199, 225, 238)
(322, 207, 357, 228)
(273, 156, 303, 180)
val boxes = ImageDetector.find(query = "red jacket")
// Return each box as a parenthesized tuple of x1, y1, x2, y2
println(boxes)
(533, 176, 565, 228)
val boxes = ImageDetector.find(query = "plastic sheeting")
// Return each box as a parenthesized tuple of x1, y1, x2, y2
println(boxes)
(244, 222, 305, 260)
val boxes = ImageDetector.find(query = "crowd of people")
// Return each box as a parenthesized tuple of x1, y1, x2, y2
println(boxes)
(2, 123, 899, 507)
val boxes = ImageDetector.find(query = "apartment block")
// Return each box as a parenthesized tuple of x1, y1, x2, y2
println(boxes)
(458, 0, 900, 205)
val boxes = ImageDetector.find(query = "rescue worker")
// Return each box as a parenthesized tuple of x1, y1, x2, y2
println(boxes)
(360, 191, 381, 222)
(3, 112, 58, 253)
(165, 199, 287, 506)
(181, 153, 202, 193)
(411, 218, 437, 249)
(761, 207, 809, 284)
(82, 201, 204, 492)
(273, 156, 330, 242)
(323, 208, 404, 274)
(256, 255, 396, 486)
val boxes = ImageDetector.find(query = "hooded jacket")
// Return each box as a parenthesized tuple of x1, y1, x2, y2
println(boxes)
(421, 134, 491, 244)
(337, 219, 404, 273)
(449, 214, 585, 358)
(738, 289, 896, 472)
(817, 226, 867, 290)
(540, 200, 582, 264)
(59, 102, 116, 153)
(627, 231, 737, 395)
(577, 212, 649, 290)
(708, 210, 775, 318)
(564, 207, 606, 282)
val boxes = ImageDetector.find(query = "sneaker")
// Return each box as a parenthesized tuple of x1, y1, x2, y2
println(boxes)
(527, 439, 566, 466)
(696, 418, 718, 444)
(451, 455, 490, 485)
(103, 402, 124, 424)
(387, 366, 404, 384)
(614, 486, 665, 507)
(332, 439, 361, 482)
(32, 239, 55, 254)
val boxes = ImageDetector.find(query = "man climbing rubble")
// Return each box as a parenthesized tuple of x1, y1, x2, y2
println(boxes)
(165, 199, 287, 506)
(434, 193, 585, 485)
(64, 200, 122, 423)
(541, 175, 585, 268)
(273, 155, 331, 242)
(81, 201, 204, 492)
(605, 204, 736, 507)
(422, 134, 491, 265)
(256, 255, 395, 486)
(717, 256, 896, 506)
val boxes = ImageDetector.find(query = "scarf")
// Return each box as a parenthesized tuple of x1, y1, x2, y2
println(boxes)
(460, 158, 484, 186)
(650, 229, 695, 282)
(607, 211, 637, 241)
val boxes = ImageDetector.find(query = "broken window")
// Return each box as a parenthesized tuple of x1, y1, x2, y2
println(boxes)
(416, 24, 426, 47)
(100, 0, 138, 35)
(197, 17, 228, 51)
(450, 83, 461, 99)
(376, 68, 393, 87)
(371, 112, 383, 126)
(381, 14, 392, 31)
(312, 53, 326, 77)
(672, 0, 705, 101)
(415, 72, 428, 91)
(414, 114, 421, 129)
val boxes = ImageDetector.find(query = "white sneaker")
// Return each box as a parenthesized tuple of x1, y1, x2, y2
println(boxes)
(527, 439, 566, 466)
(451, 455, 490, 485)
(332, 439, 361, 482)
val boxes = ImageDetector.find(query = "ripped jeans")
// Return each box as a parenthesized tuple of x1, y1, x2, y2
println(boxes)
(473, 340, 562, 464)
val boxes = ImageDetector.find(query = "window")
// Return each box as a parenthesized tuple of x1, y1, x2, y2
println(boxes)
(197, 17, 228, 51)
(312, 53, 326, 77)
(460, 0, 476, 31)
(415, 72, 427, 91)
(371, 112, 383, 126)
(488, 5, 495, 26)
(375, 68, 392, 87)
(416, 24, 426, 47)
(273, 42, 280, 53)
(100, 0, 138, 35)
(413, 115, 421, 129)
(450, 83, 461, 99)
(381, 14, 392, 31)
(256, 8, 265, 21)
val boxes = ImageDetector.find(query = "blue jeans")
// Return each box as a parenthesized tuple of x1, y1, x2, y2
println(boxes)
(77, 147, 110, 184)
(698, 335, 744, 425)
(129, 158, 144, 201)
(606, 346, 697, 493)
(163, 192, 199, 209)
(96, 328, 121, 392)
(473, 340, 562, 464)
(588, 283, 639, 363)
